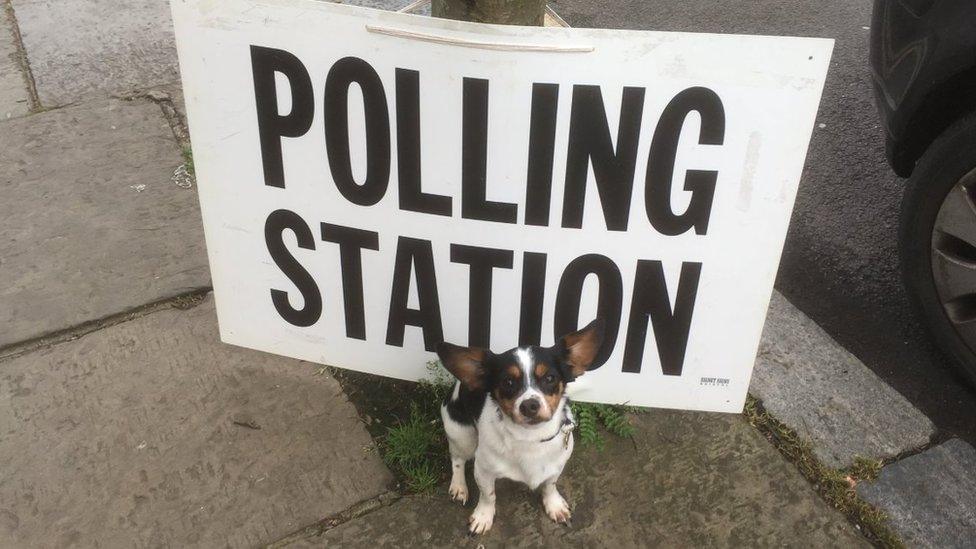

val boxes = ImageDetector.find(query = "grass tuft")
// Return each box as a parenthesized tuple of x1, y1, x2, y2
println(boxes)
(382, 403, 440, 467)
(377, 362, 452, 494)
(849, 456, 883, 481)
(402, 461, 440, 493)
(743, 395, 904, 548)
(181, 145, 195, 176)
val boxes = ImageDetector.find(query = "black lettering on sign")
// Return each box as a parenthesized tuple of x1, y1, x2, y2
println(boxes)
(321, 223, 380, 340)
(265, 209, 322, 327)
(645, 87, 725, 236)
(518, 252, 548, 346)
(386, 237, 444, 351)
(250, 46, 314, 189)
(461, 77, 518, 224)
(450, 244, 514, 347)
(396, 68, 452, 216)
(524, 84, 559, 226)
(622, 261, 702, 375)
(562, 85, 645, 231)
(324, 57, 391, 206)
(553, 254, 623, 368)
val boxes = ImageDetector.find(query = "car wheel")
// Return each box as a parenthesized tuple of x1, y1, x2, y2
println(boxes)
(901, 111, 976, 387)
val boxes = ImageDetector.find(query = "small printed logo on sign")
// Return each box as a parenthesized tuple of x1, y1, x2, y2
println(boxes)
(700, 377, 730, 387)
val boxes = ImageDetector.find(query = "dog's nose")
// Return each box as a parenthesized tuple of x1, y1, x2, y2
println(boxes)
(520, 398, 541, 418)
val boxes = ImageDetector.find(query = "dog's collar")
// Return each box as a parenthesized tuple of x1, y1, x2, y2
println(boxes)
(538, 400, 575, 444)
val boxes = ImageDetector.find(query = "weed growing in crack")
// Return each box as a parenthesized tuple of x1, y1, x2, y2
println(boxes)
(570, 401, 637, 450)
(849, 456, 883, 481)
(744, 395, 903, 548)
(181, 145, 195, 176)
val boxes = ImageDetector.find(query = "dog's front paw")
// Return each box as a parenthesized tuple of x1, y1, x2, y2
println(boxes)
(468, 503, 495, 535)
(543, 492, 571, 525)
(449, 480, 468, 505)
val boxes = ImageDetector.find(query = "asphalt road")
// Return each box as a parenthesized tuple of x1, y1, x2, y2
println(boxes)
(552, 0, 976, 446)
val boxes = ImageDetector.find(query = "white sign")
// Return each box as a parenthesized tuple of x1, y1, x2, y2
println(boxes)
(171, 0, 832, 413)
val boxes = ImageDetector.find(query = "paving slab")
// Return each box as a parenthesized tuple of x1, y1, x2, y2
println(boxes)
(0, 296, 393, 548)
(10, 0, 180, 107)
(0, 97, 210, 349)
(858, 439, 976, 549)
(1, 9, 29, 118)
(10, 0, 415, 109)
(282, 410, 868, 548)
(751, 292, 936, 468)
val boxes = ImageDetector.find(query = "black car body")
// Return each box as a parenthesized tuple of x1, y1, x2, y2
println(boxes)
(870, 0, 976, 177)
(871, 0, 976, 385)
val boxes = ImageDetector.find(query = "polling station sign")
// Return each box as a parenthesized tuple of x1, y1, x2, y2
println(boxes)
(171, 0, 832, 413)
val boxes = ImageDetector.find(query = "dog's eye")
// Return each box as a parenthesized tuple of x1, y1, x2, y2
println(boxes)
(503, 378, 516, 388)
(543, 374, 556, 384)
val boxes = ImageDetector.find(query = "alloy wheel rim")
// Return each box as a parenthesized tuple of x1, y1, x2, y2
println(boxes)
(931, 166, 976, 354)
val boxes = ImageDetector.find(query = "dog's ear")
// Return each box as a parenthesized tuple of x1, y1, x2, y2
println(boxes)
(559, 318, 605, 380)
(436, 342, 488, 391)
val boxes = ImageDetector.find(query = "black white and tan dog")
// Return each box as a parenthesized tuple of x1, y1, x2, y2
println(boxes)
(436, 319, 605, 535)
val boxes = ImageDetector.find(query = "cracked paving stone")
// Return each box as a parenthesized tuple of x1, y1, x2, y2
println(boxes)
(858, 439, 976, 549)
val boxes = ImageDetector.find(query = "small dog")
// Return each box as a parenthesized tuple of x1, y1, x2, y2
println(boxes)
(436, 319, 605, 535)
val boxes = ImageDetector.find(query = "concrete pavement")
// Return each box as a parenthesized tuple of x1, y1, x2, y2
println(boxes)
(0, 296, 391, 547)
(282, 411, 868, 548)
(753, 293, 934, 469)
(11, 0, 179, 107)
(0, 97, 209, 349)
(2, 3, 396, 543)
(859, 439, 976, 549)
(2, 0, 975, 546)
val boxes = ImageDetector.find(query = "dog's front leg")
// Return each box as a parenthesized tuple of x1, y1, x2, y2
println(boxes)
(448, 455, 469, 504)
(541, 477, 571, 525)
(468, 462, 496, 535)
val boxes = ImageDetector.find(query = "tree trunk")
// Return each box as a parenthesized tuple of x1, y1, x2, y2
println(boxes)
(431, 0, 546, 26)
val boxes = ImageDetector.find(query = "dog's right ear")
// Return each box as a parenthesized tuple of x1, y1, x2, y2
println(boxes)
(559, 318, 606, 380)
(436, 343, 487, 391)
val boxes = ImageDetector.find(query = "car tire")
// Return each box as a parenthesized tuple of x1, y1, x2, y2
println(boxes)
(901, 110, 976, 387)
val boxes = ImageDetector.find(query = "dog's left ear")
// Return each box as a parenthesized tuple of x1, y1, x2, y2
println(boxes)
(559, 318, 606, 380)
(436, 342, 488, 391)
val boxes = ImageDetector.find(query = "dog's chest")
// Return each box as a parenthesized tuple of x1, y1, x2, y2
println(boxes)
(476, 416, 573, 489)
